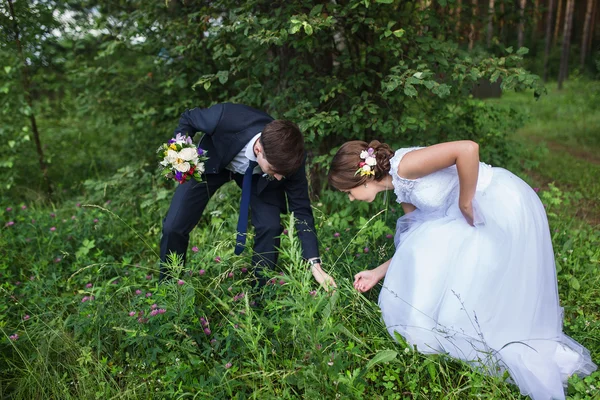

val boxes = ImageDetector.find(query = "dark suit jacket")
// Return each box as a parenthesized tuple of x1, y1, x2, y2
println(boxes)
(173, 103, 319, 259)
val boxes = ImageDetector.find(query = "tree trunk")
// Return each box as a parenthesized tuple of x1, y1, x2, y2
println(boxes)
(456, 0, 463, 39)
(500, 1, 505, 43)
(580, 0, 594, 68)
(518, 0, 526, 49)
(6, 0, 52, 198)
(531, 0, 540, 43)
(487, 0, 495, 48)
(553, 0, 564, 46)
(588, 0, 598, 58)
(558, 0, 575, 89)
(468, 0, 477, 50)
(543, 0, 556, 82)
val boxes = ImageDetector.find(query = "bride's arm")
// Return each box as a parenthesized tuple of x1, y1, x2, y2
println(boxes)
(397, 141, 479, 224)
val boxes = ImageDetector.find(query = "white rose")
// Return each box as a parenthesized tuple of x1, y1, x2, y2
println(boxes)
(178, 147, 198, 161)
(165, 149, 179, 164)
(360, 150, 369, 159)
(366, 157, 377, 166)
(174, 161, 190, 173)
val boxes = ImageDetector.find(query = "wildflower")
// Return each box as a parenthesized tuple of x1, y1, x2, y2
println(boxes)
(145, 274, 152, 280)
(283, 229, 288, 235)
(31, 219, 35, 224)
(225, 362, 232, 369)
(533, 187, 540, 193)
(228, 272, 234, 278)
(29, 276, 34, 281)
(241, 267, 247, 273)
(50, 226, 56, 232)
(177, 279, 185, 285)
(363, 247, 369, 253)
(86, 283, 92, 288)
(23, 315, 30, 321)
(158, 308, 166, 314)
(71, 215, 76, 220)
(137, 317, 147, 324)
(279, 279, 285, 285)
(93, 219, 98, 223)
(105, 200, 111, 205)
(199, 269, 205, 275)
(325, 247, 330, 251)
(228, 286, 232, 291)
(146, 292, 152, 298)
(81, 296, 89, 303)
(191, 246, 199, 252)
(151, 304, 157, 310)
(50, 213, 56, 218)
(15, 281, 21, 286)
(214, 256, 221, 263)
(5, 221, 14, 227)
(21, 205, 27, 210)
(309, 290, 317, 297)
(129, 311, 136, 317)
(25, 238, 31, 242)
(76, 203, 81, 207)
(6, 207, 12, 212)
(9, 334, 18, 341)
(333, 232, 340, 238)
(204, 328, 211, 335)
(386, 234, 393, 239)
(54, 257, 62, 263)
(210, 339, 217, 344)
(135, 289, 142, 295)
(150, 310, 159, 317)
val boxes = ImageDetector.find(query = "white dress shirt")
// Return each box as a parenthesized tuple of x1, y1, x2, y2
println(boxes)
(226, 132, 261, 175)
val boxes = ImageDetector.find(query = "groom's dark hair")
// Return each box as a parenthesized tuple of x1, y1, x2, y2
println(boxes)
(261, 120, 305, 177)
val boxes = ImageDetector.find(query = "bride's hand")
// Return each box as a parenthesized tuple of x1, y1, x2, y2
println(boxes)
(460, 201, 474, 226)
(311, 265, 337, 291)
(354, 270, 381, 293)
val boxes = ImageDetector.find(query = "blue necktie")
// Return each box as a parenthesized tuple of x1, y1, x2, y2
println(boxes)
(235, 161, 257, 255)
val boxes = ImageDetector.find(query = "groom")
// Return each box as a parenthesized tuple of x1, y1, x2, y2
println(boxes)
(159, 103, 334, 288)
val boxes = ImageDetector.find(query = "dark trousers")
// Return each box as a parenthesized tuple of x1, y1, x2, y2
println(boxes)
(159, 170, 284, 286)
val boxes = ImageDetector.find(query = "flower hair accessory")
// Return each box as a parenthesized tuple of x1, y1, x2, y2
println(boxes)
(356, 147, 377, 176)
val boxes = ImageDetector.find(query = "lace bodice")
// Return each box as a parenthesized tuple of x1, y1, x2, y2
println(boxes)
(389, 147, 493, 212)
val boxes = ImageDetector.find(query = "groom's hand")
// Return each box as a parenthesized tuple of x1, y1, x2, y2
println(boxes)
(310, 263, 337, 291)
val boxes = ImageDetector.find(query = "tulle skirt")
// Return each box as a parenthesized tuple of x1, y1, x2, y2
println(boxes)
(380, 168, 597, 400)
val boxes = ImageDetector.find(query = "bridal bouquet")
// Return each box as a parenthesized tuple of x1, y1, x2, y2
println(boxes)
(158, 133, 208, 184)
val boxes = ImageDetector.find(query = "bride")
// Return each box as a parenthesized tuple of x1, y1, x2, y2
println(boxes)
(328, 140, 596, 400)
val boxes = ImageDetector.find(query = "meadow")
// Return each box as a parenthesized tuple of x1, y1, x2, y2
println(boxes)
(1, 81, 599, 399)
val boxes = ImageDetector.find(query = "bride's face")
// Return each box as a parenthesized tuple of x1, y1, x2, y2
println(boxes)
(345, 183, 378, 203)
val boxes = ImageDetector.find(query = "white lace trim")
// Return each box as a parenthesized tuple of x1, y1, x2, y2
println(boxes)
(389, 147, 423, 204)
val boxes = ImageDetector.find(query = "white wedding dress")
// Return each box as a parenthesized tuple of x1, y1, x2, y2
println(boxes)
(379, 148, 597, 400)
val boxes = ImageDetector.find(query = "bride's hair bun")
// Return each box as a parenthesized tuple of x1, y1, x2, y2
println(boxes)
(328, 140, 394, 191)
(367, 140, 394, 180)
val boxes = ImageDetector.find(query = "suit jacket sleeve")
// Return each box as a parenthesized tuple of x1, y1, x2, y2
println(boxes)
(172, 103, 224, 139)
(284, 159, 320, 260)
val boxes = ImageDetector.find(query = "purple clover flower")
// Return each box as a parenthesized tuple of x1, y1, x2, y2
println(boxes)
(191, 246, 199, 252)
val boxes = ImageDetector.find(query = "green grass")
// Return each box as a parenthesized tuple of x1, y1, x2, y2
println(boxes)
(490, 79, 600, 226)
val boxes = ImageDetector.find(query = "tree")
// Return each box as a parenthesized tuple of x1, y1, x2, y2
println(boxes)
(517, 0, 526, 49)
(543, 0, 556, 81)
(487, 0, 495, 48)
(558, 0, 575, 89)
(2, 0, 57, 197)
(468, 0, 478, 50)
(580, 0, 594, 69)
(553, 0, 563, 45)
